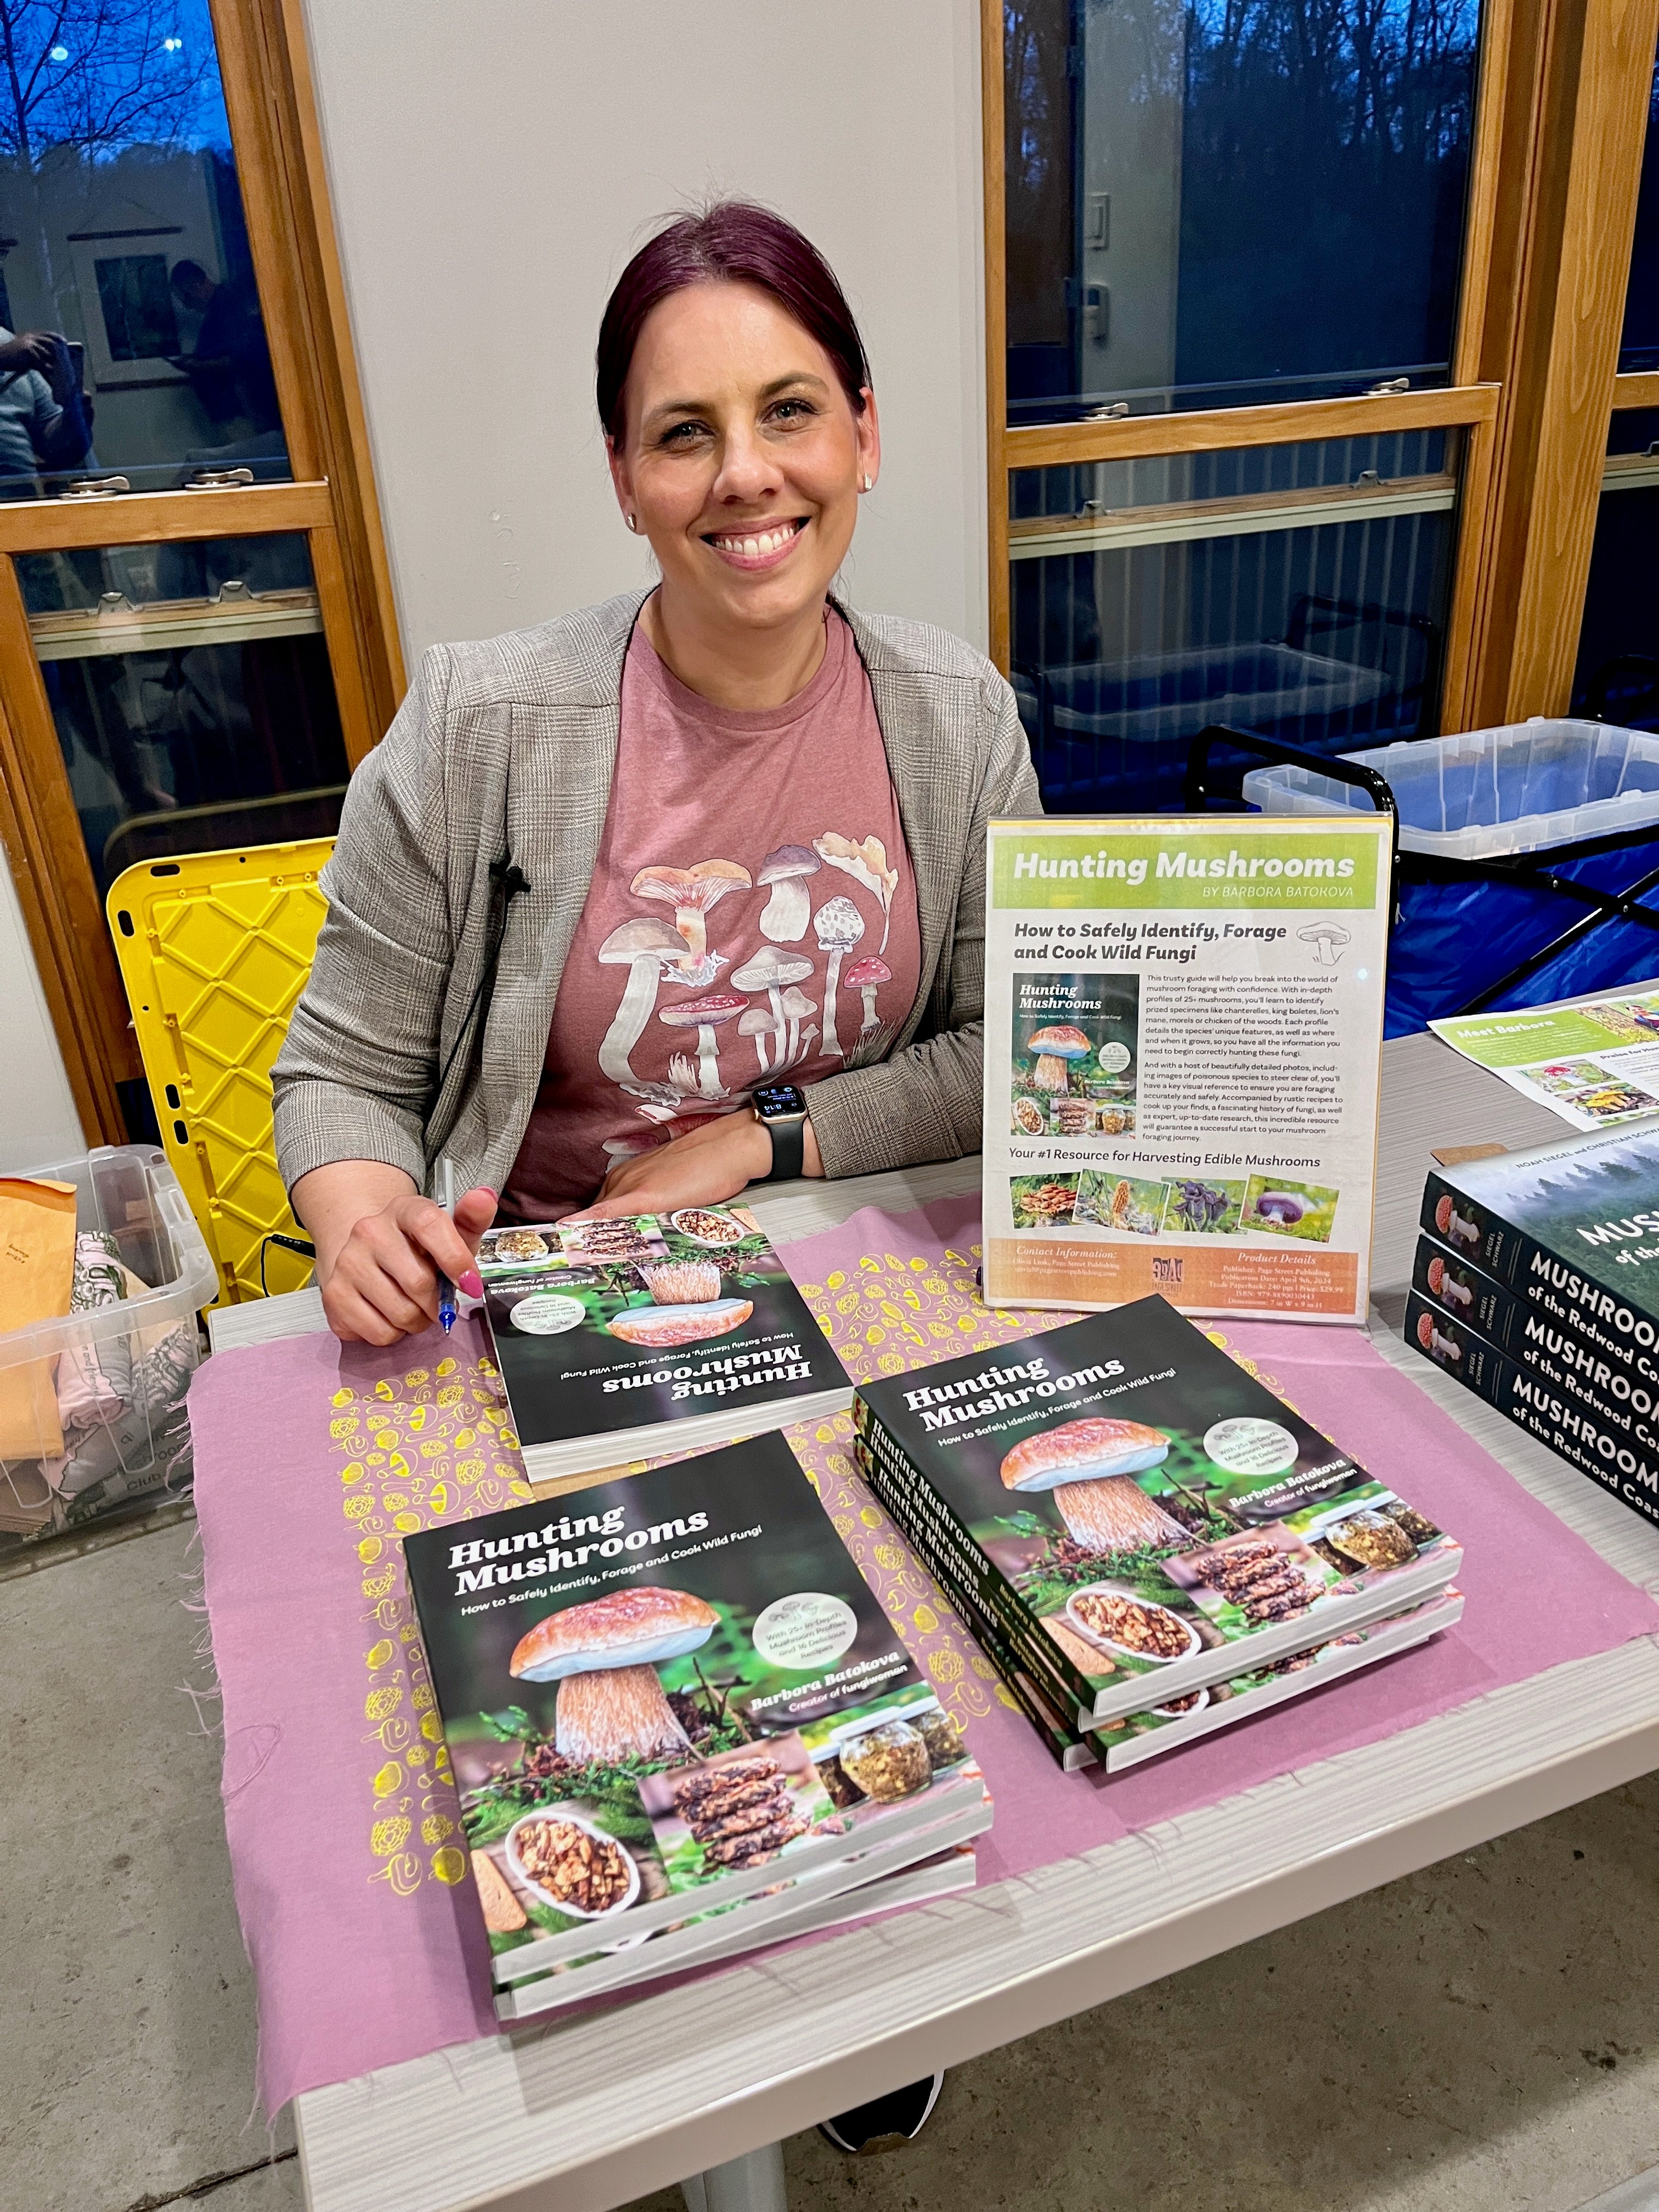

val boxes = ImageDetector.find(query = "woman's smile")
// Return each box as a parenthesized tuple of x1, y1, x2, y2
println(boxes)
(703, 515, 809, 571)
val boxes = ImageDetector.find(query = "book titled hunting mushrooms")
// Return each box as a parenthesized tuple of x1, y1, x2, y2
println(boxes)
(853, 1296, 1461, 1725)
(473, 1207, 849, 1481)
(402, 1430, 991, 2019)
(877, 1515, 1463, 1773)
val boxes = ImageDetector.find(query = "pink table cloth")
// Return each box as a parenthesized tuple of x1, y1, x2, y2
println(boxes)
(189, 1194, 1659, 2115)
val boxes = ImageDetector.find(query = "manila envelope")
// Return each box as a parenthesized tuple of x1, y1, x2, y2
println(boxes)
(0, 1178, 79, 1459)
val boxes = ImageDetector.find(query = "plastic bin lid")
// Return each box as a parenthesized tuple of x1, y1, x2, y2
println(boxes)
(1242, 719, 1659, 859)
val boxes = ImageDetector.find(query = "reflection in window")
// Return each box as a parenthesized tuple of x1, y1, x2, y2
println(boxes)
(1011, 433, 1457, 809)
(1571, 414, 1659, 727)
(0, 0, 286, 496)
(1005, 0, 1480, 422)
(1621, 51, 1659, 374)
(18, 533, 345, 894)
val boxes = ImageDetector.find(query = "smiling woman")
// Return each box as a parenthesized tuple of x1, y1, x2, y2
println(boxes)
(271, 202, 1039, 1352)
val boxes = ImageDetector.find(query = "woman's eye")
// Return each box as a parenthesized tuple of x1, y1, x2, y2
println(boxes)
(660, 420, 710, 447)
(770, 399, 816, 424)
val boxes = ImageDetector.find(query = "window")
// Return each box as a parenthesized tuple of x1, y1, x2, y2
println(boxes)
(0, 0, 400, 1147)
(989, 0, 1659, 797)
(1004, 0, 1481, 422)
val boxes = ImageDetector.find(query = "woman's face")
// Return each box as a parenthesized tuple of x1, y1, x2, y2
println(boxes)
(609, 280, 879, 637)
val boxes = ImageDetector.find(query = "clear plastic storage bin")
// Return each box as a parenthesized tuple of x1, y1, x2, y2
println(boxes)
(0, 1145, 217, 1552)
(1241, 718, 1659, 858)
(1239, 719, 1659, 1034)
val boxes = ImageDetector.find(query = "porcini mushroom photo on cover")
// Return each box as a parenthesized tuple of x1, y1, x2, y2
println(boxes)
(1010, 972, 1139, 1140)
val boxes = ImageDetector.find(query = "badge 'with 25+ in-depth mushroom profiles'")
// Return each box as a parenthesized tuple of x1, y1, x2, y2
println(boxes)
(982, 815, 1393, 1323)
(402, 1431, 992, 2020)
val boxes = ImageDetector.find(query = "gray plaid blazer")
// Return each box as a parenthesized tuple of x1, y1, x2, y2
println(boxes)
(271, 589, 1041, 1202)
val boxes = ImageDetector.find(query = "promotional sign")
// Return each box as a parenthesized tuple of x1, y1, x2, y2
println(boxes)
(1430, 980, 1659, 1131)
(981, 815, 1392, 1322)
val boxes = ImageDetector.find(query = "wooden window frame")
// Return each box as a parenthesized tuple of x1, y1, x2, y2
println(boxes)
(0, 0, 402, 1148)
(983, 0, 1659, 742)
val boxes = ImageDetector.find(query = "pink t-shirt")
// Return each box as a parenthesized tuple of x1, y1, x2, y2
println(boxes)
(500, 608, 921, 1219)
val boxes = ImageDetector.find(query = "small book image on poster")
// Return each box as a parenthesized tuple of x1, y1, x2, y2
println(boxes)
(982, 815, 1392, 1321)
(402, 1432, 990, 2018)
(475, 1206, 850, 1480)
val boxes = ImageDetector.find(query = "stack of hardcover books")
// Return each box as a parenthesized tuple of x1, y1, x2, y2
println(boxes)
(405, 1431, 991, 2019)
(851, 1296, 1464, 1771)
(1407, 1125, 1659, 1532)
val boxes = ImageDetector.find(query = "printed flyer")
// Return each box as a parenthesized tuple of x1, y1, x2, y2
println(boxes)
(1430, 980, 1659, 1131)
(981, 815, 1392, 1321)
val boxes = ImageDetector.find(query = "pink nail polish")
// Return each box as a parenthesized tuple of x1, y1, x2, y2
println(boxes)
(459, 1269, 483, 1299)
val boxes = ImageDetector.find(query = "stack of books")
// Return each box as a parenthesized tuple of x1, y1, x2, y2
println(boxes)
(1407, 1124, 1659, 1532)
(404, 1431, 991, 2019)
(850, 1295, 1464, 1771)
(473, 1207, 850, 1481)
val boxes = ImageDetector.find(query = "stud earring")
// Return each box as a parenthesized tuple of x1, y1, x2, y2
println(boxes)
(860, 473, 873, 493)
(625, 512, 639, 533)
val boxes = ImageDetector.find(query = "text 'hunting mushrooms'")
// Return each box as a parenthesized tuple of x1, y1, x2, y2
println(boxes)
(510, 1586, 719, 1763)
(1025, 1025, 1093, 1094)
(1297, 919, 1351, 966)
(1000, 1418, 1188, 1553)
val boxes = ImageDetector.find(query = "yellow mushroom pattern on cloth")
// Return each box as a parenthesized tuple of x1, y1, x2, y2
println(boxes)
(500, 611, 921, 1220)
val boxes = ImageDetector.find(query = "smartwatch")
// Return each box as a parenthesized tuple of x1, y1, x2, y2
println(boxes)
(752, 1083, 809, 1183)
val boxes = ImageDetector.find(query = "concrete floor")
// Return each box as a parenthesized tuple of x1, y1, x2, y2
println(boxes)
(8, 1515, 1659, 2212)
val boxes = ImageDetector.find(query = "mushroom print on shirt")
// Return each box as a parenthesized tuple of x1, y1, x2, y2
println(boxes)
(500, 610, 922, 1220)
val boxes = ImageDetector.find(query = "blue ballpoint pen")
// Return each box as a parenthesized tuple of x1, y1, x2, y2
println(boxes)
(436, 1156, 458, 1333)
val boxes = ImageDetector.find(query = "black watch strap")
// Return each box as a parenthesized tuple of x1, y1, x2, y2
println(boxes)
(763, 1113, 806, 1184)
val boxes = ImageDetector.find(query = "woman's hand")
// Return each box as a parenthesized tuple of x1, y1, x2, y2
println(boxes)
(575, 1110, 820, 1221)
(293, 1160, 498, 1345)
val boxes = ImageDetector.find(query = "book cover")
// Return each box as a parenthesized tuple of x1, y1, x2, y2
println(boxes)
(1404, 1289, 1659, 1533)
(855, 1297, 1459, 1720)
(402, 1431, 988, 2004)
(475, 1207, 848, 1472)
(1421, 1126, 1659, 1364)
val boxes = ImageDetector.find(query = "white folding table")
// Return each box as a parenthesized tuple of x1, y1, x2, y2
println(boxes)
(209, 1035, 1659, 2212)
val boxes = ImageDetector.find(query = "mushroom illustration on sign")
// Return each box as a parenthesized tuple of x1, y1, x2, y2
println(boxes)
(596, 917, 691, 1085)
(755, 845, 821, 943)
(631, 860, 753, 973)
(510, 1587, 719, 1763)
(812, 895, 865, 1056)
(1000, 1418, 1189, 1553)
(814, 832, 899, 952)
(738, 1002, 780, 1074)
(777, 986, 817, 1066)
(1026, 1024, 1093, 1094)
(657, 991, 747, 1097)
(843, 953, 890, 1038)
(730, 944, 813, 1048)
(1298, 919, 1351, 967)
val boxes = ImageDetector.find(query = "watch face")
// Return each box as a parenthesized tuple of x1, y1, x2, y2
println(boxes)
(753, 1084, 807, 1120)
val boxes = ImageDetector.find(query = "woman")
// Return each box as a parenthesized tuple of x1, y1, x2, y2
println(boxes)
(274, 201, 1040, 1350)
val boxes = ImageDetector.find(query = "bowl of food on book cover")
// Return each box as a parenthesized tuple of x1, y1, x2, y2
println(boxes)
(406, 1436, 982, 1979)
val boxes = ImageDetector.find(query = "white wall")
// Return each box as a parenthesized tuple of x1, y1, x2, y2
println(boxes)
(0, 855, 84, 1169)
(300, 0, 988, 663)
(0, 0, 989, 1110)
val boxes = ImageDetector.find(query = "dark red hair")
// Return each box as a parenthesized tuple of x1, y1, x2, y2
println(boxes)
(596, 201, 871, 446)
